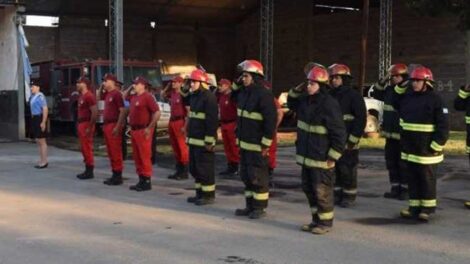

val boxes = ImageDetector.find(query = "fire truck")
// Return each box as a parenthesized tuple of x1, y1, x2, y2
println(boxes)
(30, 59, 170, 134)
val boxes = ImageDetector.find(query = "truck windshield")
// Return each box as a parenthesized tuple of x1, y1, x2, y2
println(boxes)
(94, 65, 162, 88)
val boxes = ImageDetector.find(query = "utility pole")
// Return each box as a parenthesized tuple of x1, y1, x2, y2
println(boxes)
(109, 0, 123, 82)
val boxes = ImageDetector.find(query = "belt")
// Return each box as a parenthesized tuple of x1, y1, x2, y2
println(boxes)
(220, 119, 236, 124)
(131, 125, 147, 130)
(170, 116, 185, 121)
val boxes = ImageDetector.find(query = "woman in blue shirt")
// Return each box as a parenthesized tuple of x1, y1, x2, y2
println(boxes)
(29, 80, 49, 169)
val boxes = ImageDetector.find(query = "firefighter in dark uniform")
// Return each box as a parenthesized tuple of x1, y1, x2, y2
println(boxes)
(182, 69, 219, 206)
(232, 60, 277, 219)
(162, 76, 189, 180)
(288, 64, 346, 235)
(372, 64, 409, 200)
(453, 82, 470, 209)
(76, 77, 98, 180)
(392, 66, 449, 222)
(328, 64, 367, 207)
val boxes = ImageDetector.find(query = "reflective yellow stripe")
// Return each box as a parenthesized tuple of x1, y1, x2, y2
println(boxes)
(343, 189, 357, 195)
(204, 136, 216, 145)
(464, 201, 470, 206)
(195, 183, 202, 189)
(187, 137, 205, 147)
(465, 116, 470, 124)
(296, 155, 334, 169)
(261, 137, 272, 146)
(310, 208, 317, 214)
(232, 83, 241, 91)
(394, 85, 406, 94)
(288, 89, 301, 98)
(348, 134, 360, 144)
(343, 114, 355, 121)
(253, 192, 269, 201)
(201, 185, 216, 192)
(239, 140, 262, 152)
(328, 148, 342, 160)
(459, 89, 470, 99)
(318, 211, 334, 220)
(399, 119, 435, 132)
(245, 191, 253, 197)
(430, 141, 443, 152)
(189, 111, 206, 120)
(297, 120, 328, 135)
(180, 90, 189, 97)
(466, 146, 470, 154)
(237, 108, 263, 121)
(401, 152, 444, 164)
(383, 104, 396, 112)
(421, 199, 437, 207)
(381, 131, 400, 140)
(409, 199, 420, 207)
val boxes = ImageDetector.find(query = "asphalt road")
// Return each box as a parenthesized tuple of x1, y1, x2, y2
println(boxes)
(0, 142, 469, 264)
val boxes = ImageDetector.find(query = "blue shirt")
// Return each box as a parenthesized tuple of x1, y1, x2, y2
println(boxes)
(30, 92, 47, 116)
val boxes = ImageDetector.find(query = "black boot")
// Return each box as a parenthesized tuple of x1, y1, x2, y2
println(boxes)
(249, 209, 267, 219)
(168, 163, 188, 180)
(187, 188, 202, 203)
(167, 163, 179, 179)
(195, 196, 215, 206)
(77, 166, 94, 180)
(129, 176, 152, 192)
(103, 171, 123, 185)
(384, 185, 400, 199)
(235, 197, 253, 216)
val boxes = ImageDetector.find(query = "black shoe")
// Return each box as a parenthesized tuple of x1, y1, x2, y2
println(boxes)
(34, 163, 48, 169)
(339, 199, 355, 208)
(384, 189, 400, 199)
(187, 196, 199, 203)
(195, 197, 215, 206)
(300, 223, 316, 232)
(103, 171, 123, 186)
(249, 209, 266, 219)
(168, 163, 189, 180)
(129, 176, 151, 191)
(77, 166, 94, 180)
(234, 207, 253, 216)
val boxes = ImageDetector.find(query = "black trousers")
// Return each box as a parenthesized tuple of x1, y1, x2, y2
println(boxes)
(406, 162, 436, 214)
(189, 146, 215, 199)
(302, 167, 335, 227)
(385, 139, 407, 189)
(335, 149, 359, 201)
(240, 150, 269, 210)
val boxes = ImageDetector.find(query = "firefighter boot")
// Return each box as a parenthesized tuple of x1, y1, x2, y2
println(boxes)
(400, 207, 420, 220)
(168, 163, 189, 180)
(249, 209, 267, 219)
(187, 188, 202, 203)
(77, 166, 94, 180)
(103, 171, 123, 186)
(311, 225, 332, 235)
(384, 185, 400, 199)
(167, 163, 178, 179)
(129, 176, 152, 192)
(465, 201, 470, 209)
(195, 196, 215, 206)
(235, 197, 253, 216)
(301, 214, 319, 232)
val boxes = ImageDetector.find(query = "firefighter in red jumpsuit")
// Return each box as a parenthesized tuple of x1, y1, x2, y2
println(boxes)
(162, 76, 189, 180)
(76, 77, 98, 180)
(217, 78, 240, 177)
(101, 73, 126, 186)
(127, 76, 161, 191)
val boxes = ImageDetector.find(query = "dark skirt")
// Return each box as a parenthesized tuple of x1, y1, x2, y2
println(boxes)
(31, 115, 47, 139)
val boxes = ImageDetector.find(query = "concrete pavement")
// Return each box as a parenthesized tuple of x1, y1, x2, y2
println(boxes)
(0, 142, 469, 264)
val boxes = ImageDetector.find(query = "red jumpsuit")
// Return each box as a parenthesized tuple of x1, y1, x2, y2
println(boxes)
(166, 89, 189, 165)
(218, 92, 240, 164)
(102, 89, 125, 173)
(268, 98, 281, 170)
(77, 91, 96, 167)
(128, 92, 160, 178)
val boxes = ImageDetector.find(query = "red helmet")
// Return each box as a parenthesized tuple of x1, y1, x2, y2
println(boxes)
(328, 63, 352, 77)
(307, 65, 329, 84)
(237, 60, 264, 77)
(187, 69, 209, 83)
(410, 66, 434, 82)
(388, 64, 408, 76)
